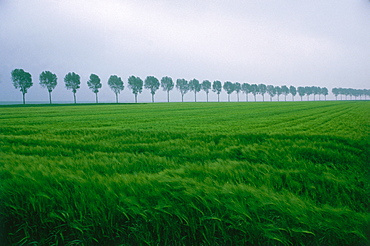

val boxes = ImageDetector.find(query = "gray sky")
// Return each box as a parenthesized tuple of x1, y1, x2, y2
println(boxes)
(1, 0, 369, 103)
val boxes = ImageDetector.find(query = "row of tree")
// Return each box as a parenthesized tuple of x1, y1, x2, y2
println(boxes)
(10, 69, 369, 104)
(332, 88, 370, 100)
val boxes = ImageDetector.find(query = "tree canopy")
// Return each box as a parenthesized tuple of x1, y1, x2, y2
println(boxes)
(160, 76, 174, 102)
(128, 76, 143, 103)
(176, 79, 189, 102)
(202, 80, 212, 102)
(39, 71, 57, 104)
(108, 75, 124, 103)
(212, 81, 222, 102)
(188, 79, 201, 102)
(144, 76, 160, 103)
(64, 72, 81, 104)
(87, 74, 102, 103)
(11, 68, 33, 104)
(223, 81, 235, 102)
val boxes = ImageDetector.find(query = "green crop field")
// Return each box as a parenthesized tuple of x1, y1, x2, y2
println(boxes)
(0, 101, 369, 245)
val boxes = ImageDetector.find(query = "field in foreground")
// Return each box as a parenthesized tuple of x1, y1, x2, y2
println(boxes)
(0, 101, 369, 245)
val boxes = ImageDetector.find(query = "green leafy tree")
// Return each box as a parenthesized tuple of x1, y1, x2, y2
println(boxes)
(108, 75, 124, 103)
(241, 83, 251, 102)
(275, 86, 282, 101)
(160, 76, 174, 102)
(201, 80, 212, 102)
(234, 82, 241, 102)
(281, 85, 290, 101)
(39, 71, 57, 104)
(305, 86, 313, 101)
(250, 84, 258, 102)
(223, 81, 235, 102)
(298, 86, 305, 101)
(321, 87, 328, 101)
(267, 85, 276, 101)
(188, 79, 201, 102)
(87, 74, 102, 103)
(64, 72, 80, 104)
(128, 76, 143, 103)
(145, 76, 160, 103)
(258, 83, 267, 102)
(289, 86, 297, 101)
(212, 80, 222, 102)
(176, 79, 189, 102)
(11, 68, 33, 104)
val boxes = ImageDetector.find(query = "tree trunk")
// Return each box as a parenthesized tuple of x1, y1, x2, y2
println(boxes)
(194, 92, 197, 102)
(73, 92, 76, 104)
(246, 94, 248, 102)
(167, 91, 170, 102)
(292, 95, 294, 101)
(152, 94, 154, 103)
(135, 94, 138, 103)
(181, 94, 184, 102)
(254, 94, 256, 102)
(22, 93, 25, 104)
(49, 91, 52, 104)
(237, 93, 239, 102)
(218, 94, 220, 102)
(285, 95, 287, 101)
(95, 93, 98, 103)
(228, 94, 230, 102)
(115, 93, 118, 103)
(206, 92, 209, 102)
(262, 94, 264, 102)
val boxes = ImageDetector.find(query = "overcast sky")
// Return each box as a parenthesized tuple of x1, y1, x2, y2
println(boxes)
(1, 0, 369, 103)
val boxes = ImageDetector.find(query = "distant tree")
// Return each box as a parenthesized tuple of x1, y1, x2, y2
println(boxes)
(234, 82, 241, 102)
(11, 68, 33, 104)
(87, 74, 102, 103)
(321, 87, 328, 100)
(160, 76, 174, 102)
(332, 88, 339, 100)
(289, 86, 297, 101)
(188, 79, 201, 102)
(267, 85, 276, 101)
(241, 83, 250, 102)
(281, 85, 290, 101)
(305, 86, 313, 101)
(145, 76, 160, 103)
(176, 79, 189, 102)
(275, 86, 282, 101)
(64, 72, 80, 104)
(258, 84, 267, 102)
(250, 84, 258, 102)
(223, 81, 235, 102)
(212, 80, 222, 102)
(297, 86, 305, 101)
(311, 86, 319, 101)
(108, 75, 124, 103)
(39, 71, 57, 104)
(128, 75, 143, 103)
(201, 80, 212, 102)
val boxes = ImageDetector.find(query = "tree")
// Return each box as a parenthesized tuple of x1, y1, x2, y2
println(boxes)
(267, 85, 276, 101)
(321, 87, 328, 100)
(250, 84, 258, 102)
(212, 80, 222, 102)
(39, 71, 57, 104)
(297, 86, 305, 101)
(289, 86, 297, 101)
(64, 72, 80, 104)
(128, 76, 143, 103)
(202, 80, 212, 102)
(11, 68, 33, 104)
(144, 76, 160, 103)
(234, 82, 241, 102)
(332, 88, 339, 100)
(305, 86, 313, 101)
(87, 74, 102, 103)
(108, 75, 124, 103)
(160, 76, 174, 102)
(281, 85, 290, 101)
(258, 84, 267, 102)
(241, 83, 250, 102)
(311, 86, 319, 101)
(223, 81, 235, 102)
(188, 79, 201, 102)
(176, 79, 189, 102)
(275, 86, 282, 101)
